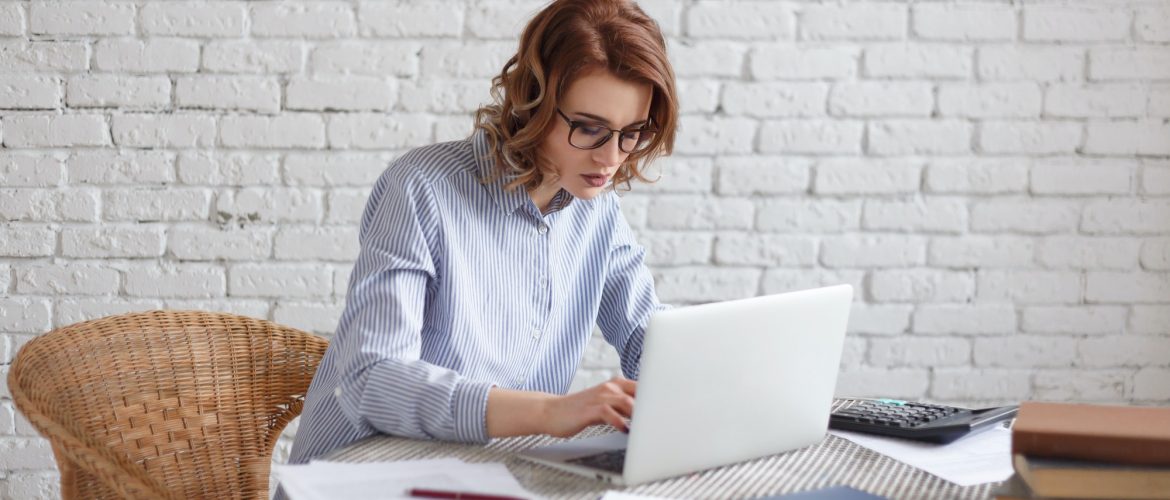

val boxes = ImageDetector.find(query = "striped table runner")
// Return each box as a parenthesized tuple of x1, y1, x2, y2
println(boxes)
(325, 400, 1000, 499)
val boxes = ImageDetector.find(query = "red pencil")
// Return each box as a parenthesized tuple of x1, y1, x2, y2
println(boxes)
(407, 487, 528, 500)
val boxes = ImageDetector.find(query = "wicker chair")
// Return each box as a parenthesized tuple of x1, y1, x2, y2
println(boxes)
(7, 310, 329, 500)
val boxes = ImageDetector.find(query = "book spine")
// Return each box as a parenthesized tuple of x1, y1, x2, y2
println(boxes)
(1012, 432, 1170, 466)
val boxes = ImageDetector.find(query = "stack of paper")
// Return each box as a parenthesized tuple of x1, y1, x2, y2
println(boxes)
(829, 424, 1014, 486)
(274, 458, 534, 500)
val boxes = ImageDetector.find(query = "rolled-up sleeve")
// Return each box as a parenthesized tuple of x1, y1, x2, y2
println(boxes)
(596, 204, 670, 380)
(332, 165, 495, 443)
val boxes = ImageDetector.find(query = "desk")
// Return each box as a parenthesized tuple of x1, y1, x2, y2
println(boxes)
(325, 400, 1000, 499)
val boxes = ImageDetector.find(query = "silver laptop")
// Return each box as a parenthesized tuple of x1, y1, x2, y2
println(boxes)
(517, 284, 853, 486)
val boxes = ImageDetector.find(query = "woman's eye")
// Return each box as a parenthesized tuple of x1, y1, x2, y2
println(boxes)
(578, 125, 605, 136)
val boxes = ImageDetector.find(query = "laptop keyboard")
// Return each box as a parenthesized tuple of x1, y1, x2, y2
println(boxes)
(565, 449, 626, 473)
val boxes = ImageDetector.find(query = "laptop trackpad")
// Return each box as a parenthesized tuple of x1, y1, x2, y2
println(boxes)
(520, 432, 628, 461)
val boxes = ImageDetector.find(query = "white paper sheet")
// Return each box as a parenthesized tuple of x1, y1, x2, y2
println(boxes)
(829, 424, 1014, 486)
(274, 458, 534, 500)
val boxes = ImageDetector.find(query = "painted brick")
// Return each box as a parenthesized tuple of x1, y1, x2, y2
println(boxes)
(928, 236, 1035, 269)
(30, 1, 134, 35)
(713, 233, 817, 267)
(251, 2, 355, 38)
(647, 196, 753, 230)
(722, 82, 827, 118)
(759, 120, 862, 155)
(653, 267, 761, 303)
(1031, 158, 1133, 195)
(1037, 236, 1140, 270)
(176, 76, 281, 113)
(68, 150, 176, 185)
(1021, 306, 1126, 335)
(1086, 272, 1170, 303)
(925, 159, 1029, 194)
(94, 38, 200, 73)
(1023, 6, 1129, 42)
(0, 153, 64, 187)
(864, 43, 971, 79)
(862, 198, 967, 233)
(913, 305, 1017, 335)
(229, 264, 331, 298)
(170, 226, 274, 261)
(1045, 84, 1146, 118)
(673, 116, 757, 155)
(821, 235, 926, 268)
(67, 75, 170, 108)
(868, 120, 973, 156)
(112, 114, 216, 149)
(870, 269, 975, 303)
(220, 114, 326, 149)
(214, 188, 323, 224)
(15, 263, 120, 296)
(274, 226, 359, 261)
(124, 264, 225, 298)
(687, 2, 794, 39)
(938, 83, 1042, 118)
(313, 41, 420, 77)
(978, 47, 1083, 82)
(976, 270, 1082, 304)
(815, 159, 921, 195)
(202, 41, 304, 74)
(288, 77, 395, 112)
(327, 113, 431, 150)
(0, 41, 87, 73)
(974, 336, 1077, 368)
(715, 157, 807, 195)
(912, 4, 1016, 41)
(0, 76, 62, 109)
(1084, 120, 1170, 156)
(141, 2, 246, 36)
(979, 121, 1082, 155)
(802, 4, 906, 41)
(750, 45, 858, 80)
(178, 152, 281, 186)
(1082, 199, 1170, 235)
(359, 1, 463, 37)
(756, 199, 861, 233)
(4, 114, 109, 148)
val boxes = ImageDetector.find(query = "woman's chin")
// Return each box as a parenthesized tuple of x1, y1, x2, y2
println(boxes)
(566, 186, 607, 200)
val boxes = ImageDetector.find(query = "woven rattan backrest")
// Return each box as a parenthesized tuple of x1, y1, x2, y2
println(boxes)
(8, 310, 328, 499)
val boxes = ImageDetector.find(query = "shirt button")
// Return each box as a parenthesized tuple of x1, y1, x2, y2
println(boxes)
(538, 276, 547, 287)
(532, 329, 541, 339)
(537, 224, 548, 235)
(334, 387, 343, 397)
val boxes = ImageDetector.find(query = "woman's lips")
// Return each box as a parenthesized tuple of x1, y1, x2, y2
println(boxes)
(582, 174, 608, 187)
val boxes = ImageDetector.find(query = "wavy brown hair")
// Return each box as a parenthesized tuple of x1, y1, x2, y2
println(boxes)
(473, 0, 678, 193)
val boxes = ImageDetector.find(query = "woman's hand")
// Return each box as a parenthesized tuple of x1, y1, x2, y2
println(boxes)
(540, 376, 636, 437)
(484, 376, 636, 439)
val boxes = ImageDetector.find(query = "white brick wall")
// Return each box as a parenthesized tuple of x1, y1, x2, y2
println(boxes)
(1, 1, 1169, 497)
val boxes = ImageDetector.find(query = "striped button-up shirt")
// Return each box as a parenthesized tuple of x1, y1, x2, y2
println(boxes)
(287, 128, 667, 465)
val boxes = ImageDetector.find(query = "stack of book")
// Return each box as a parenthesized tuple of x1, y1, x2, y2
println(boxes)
(996, 401, 1170, 499)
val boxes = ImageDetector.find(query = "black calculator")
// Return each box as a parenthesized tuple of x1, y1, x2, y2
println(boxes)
(829, 399, 1018, 444)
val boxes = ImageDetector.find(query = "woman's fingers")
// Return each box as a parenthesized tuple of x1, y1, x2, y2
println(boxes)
(608, 376, 637, 396)
(600, 405, 628, 433)
(606, 393, 635, 418)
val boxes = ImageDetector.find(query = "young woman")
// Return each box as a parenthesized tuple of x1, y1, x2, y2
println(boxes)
(288, 0, 678, 466)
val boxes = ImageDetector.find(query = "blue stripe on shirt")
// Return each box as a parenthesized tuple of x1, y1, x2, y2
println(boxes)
(287, 128, 667, 465)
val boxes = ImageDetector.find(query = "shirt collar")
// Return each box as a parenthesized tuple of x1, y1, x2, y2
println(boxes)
(471, 127, 574, 215)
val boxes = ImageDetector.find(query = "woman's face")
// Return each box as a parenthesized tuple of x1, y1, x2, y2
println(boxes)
(538, 68, 653, 202)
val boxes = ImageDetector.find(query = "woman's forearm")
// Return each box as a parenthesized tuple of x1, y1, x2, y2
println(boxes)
(485, 387, 555, 438)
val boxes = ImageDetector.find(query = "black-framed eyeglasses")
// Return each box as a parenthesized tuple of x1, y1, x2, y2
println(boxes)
(556, 108, 656, 154)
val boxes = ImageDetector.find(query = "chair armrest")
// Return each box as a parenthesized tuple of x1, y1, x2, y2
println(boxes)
(10, 388, 175, 499)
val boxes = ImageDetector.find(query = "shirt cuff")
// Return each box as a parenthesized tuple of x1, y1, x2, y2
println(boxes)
(453, 379, 496, 443)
